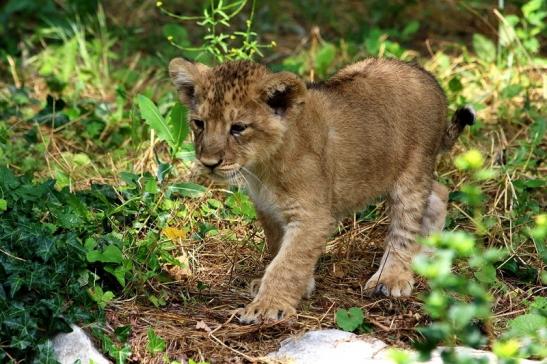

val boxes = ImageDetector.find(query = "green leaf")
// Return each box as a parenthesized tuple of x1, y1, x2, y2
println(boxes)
(401, 20, 420, 39)
(114, 325, 132, 342)
(0, 199, 7, 211)
(144, 178, 159, 194)
(225, 191, 256, 219)
(507, 313, 547, 338)
(147, 328, 166, 354)
(448, 77, 463, 92)
(168, 102, 189, 153)
(101, 245, 123, 264)
(315, 42, 336, 78)
(448, 304, 476, 329)
(137, 95, 174, 146)
(87, 245, 123, 264)
(472, 34, 496, 62)
(474, 263, 497, 284)
(167, 182, 207, 198)
(522, 0, 543, 19)
(335, 307, 364, 332)
(88, 286, 114, 309)
(501, 84, 523, 99)
(33, 341, 58, 364)
(162, 24, 190, 46)
(72, 153, 91, 167)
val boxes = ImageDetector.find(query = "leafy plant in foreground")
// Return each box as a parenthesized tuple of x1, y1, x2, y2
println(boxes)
(0, 167, 108, 361)
(412, 149, 546, 363)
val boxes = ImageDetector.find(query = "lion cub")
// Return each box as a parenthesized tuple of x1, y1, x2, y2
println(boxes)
(169, 57, 474, 323)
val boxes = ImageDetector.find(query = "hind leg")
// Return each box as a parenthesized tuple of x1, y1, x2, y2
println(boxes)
(421, 182, 448, 236)
(365, 169, 433, 297)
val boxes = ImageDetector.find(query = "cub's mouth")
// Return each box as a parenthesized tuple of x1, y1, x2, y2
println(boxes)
(197, 165, 246, 186)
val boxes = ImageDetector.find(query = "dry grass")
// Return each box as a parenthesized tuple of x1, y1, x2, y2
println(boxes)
(97, 199, 538, 363)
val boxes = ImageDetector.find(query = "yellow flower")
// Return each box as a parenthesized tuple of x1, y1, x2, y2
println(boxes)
(162, 227, 187, 240)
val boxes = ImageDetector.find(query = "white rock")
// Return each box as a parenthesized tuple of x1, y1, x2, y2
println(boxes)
(51, 325, 110, 364)
(267, 329, 387, 363)
(267, 329, 542, 364)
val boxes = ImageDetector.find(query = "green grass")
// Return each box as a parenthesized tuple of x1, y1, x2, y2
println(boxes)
(0, 0, 545, 362)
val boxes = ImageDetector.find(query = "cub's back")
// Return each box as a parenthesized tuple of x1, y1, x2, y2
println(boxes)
(307, 59, 449, 212)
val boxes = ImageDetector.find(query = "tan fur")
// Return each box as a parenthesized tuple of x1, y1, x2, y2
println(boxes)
(169, 58, 467, 323)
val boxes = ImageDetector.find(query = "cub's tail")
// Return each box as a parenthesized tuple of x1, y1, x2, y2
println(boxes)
(440, 106, 475, 152)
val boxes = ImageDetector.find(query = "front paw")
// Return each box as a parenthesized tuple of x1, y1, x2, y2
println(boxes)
(238, 297, 296, 324)
(365, 265, 415, 297)
(249, 276, 315, 298)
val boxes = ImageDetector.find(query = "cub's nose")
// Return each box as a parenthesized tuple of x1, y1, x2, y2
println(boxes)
(199, 157, 223, 170)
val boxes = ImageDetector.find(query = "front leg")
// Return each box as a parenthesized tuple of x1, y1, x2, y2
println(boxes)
(256, 208, 284, 257)
(239, 211, 333, 323)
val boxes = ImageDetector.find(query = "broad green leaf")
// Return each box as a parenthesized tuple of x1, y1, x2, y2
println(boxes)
(335, 307, 364, 332)
(100, 245, 123, 264)
(472, 34, 496, 62)
(137, 95, 173, 145)
(105, 265, 127, 287)
(167, 182, 207, 198)
(0, 199, 7, 211)
(86, 245, 123, 264)
(507, 313, 547, 337)
(168, 102, 189, 153)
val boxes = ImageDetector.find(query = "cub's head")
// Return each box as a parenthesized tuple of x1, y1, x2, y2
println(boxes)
(169, 58, 306, 182)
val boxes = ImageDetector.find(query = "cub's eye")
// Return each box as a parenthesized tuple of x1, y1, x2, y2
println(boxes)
(230, 123, 248, 136)
(192, 119, 204, 130)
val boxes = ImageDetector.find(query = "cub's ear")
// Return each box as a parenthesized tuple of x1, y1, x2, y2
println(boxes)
(168, 58, 209, 107)
(260, 72, 306, 116)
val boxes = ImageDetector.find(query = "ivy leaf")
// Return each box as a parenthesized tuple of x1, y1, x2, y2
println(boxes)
(335, 307, 364, 332)
(33, 341, 59, 364)
(86, 245, 123, 264)
(147, 328, 166, 354)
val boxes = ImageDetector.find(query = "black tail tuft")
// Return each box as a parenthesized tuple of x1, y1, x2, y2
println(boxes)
(454, 106, 476, 127)
(441, 106, 475, 151)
